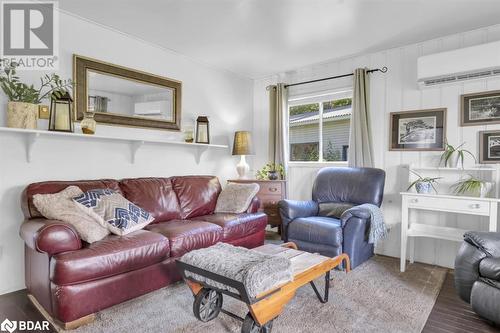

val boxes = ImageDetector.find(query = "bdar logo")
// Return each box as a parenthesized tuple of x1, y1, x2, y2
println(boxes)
(0, 319, 17, 333)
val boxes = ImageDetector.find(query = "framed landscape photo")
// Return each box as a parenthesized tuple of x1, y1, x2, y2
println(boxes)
(389, 108, 446, 151)
(461, 90, 500, 126)
(479, 130, 500, 164)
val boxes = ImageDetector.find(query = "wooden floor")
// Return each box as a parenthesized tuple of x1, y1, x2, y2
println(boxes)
(0, 289, 56, 333)
(423, 272, 499, 333)
(0, 271, 498, 332)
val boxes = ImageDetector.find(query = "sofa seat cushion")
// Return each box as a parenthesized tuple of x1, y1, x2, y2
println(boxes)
(146, 220, 222, 257)
(191, 212, 267, 241)
(287, 216, 343, 247)
(50, 230, 170, 285)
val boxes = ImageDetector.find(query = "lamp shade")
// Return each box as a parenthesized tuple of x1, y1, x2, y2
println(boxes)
(232, 131, 254, 155)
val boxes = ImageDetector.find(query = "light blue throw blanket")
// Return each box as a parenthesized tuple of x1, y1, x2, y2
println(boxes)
(347, 203, 387, 244)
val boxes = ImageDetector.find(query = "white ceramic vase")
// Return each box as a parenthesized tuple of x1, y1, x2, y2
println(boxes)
(447, 151, 459, 168)
(6, 101, 38, 129)
(480, 182, 494, 198)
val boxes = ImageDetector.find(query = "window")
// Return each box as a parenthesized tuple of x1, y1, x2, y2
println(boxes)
(288, 91, 352, 162)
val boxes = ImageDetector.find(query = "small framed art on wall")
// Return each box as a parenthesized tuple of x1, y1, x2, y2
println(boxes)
(479, 130, 500, 164)
(389, 108, 447, 151)
(461, 90, 500, 126)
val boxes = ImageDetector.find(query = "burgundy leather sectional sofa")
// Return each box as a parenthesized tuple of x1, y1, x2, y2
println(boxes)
(19, 176, 267, 326)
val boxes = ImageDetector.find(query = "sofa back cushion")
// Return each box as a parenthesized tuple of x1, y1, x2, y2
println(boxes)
(22, 179, 121, 219)
(119, 177, 181, 223)
(171, 176, 221, 219)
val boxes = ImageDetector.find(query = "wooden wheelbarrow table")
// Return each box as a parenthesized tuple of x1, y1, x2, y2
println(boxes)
(176, 242, 350, 333)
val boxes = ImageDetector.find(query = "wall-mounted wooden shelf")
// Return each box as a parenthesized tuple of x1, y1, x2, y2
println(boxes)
(0, 127, 228, 164)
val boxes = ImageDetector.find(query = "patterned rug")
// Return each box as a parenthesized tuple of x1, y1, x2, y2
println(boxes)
(58, 255, 447, 333)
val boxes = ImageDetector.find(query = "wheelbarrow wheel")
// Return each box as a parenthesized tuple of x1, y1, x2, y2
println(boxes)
(241, 313, 273, 333)
(193, 288, 223, 322)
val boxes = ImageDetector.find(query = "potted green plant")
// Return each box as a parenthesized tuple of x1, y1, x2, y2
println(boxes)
(440, 142, 476, 168)
(407, 170, 441, 194)
(451, 175, 493, 198)
(0, 61, 73, 129)
(256, 163, 285, 180)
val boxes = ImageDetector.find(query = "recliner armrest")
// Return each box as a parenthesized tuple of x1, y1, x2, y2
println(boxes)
(278, 200, 318, 240)
(278, 200, 319, 222)
(19, 218, 82, 256)
(340, 206, 371, 227)
(465, 231, 500, 257)
(479, 257, 500, 281)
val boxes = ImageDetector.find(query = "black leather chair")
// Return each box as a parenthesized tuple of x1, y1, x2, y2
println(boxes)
(455, 231, 500, 326)
(278, 167, 385, 269)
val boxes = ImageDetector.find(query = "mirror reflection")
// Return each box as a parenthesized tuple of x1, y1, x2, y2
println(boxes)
(87, 70, 175, 122)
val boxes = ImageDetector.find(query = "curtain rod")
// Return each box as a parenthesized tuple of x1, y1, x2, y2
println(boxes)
(283, 66, 388, 88)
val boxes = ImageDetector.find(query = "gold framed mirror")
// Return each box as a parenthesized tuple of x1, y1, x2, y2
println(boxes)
(73, 55, 182, 130)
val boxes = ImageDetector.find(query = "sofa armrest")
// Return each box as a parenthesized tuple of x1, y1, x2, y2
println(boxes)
(246, 196, 260, 214)
(19, 218, 82, 256)
(465, 231, 500, 257)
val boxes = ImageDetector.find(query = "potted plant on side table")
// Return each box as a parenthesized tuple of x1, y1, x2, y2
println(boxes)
(0, 61, 73, 129)
(440, 142, 476, 168)
(451, 175, 493, 198)
(407, 169, 441, 194)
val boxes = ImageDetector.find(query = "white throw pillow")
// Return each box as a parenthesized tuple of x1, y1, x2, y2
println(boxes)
(33, 186, 110, 243)
(73, 189, 154, 236)
(215, 182, 260, 214)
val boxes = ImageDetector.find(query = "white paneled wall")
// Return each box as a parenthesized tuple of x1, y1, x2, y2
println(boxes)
(253, 24, 500, 268)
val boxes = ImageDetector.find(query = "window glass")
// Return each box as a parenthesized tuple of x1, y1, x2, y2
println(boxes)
(289, 103, 320, 161)
(322, 98, 352, 161)
(288, 95, 352, 162)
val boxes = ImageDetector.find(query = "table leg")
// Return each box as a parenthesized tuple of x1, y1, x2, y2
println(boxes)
(409, 237, 415, 264)
(309, 271, 330, 303)
(489, 202, 498, 232)
(400, 197, 408, 272)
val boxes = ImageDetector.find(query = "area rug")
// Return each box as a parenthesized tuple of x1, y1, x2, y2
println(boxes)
(61, 256, 446, 333)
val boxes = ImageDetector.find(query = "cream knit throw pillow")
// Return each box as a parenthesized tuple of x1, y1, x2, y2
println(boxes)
(215, 182, 259, 214)
(33, 186, 110, 243)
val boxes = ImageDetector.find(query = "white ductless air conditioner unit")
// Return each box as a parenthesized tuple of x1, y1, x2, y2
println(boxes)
(417, 40, 500, 88)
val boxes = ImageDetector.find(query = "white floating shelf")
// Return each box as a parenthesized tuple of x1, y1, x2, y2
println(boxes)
(0, 127, 228, 164)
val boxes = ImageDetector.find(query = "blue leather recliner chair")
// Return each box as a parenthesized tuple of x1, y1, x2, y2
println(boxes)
(278, 167, 385, 269)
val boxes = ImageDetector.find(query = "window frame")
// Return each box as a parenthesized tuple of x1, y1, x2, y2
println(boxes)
(287, 88, 353, 166)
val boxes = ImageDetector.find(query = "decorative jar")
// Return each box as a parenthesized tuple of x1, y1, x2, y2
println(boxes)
(81, 112, 97, 135)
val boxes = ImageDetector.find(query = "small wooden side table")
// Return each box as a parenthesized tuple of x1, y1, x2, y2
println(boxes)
(228, 179, 286, 234)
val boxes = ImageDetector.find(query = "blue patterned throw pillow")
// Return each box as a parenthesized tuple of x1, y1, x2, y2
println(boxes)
(73, 189, 154, 235)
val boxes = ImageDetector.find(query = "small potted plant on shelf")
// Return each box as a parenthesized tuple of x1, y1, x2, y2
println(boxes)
(440, 142, 476, 168)
(0, 60, 73, 129)
(407, 169, 441, 194)
(451, 175, 493, 198)
(256, 163, 285, 180)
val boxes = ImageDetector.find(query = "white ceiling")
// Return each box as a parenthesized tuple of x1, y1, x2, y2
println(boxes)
(60, 0, 500, 79)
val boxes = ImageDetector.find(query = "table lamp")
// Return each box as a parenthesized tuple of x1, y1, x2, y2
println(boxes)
(232, 131, 254, 178)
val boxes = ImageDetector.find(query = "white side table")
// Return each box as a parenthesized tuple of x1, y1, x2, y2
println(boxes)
(400, 192, 499, 272)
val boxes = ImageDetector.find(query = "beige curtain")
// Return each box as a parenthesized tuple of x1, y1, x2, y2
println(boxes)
(268, 83, 288, 177)
(348, 68, 374, 167)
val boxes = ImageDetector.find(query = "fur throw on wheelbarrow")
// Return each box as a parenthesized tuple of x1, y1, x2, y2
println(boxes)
(179, 243, 293, 298)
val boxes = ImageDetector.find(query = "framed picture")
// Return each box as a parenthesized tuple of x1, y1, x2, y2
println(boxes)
(461, 90, 500, 126)
(479, 130, 500, 164)
(389, 108, 446, 151)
